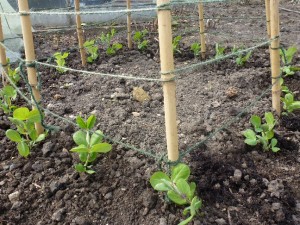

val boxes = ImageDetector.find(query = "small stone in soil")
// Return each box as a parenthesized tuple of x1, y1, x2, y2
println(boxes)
(8, 191, 20, 203)
(215, 218, 227, 225)
(159, 218, 167, 225)
(233, 169, 242, 182)
(51, 208, 66, 221)
(11, 201, 22, 210)
(74, 216, 91, 225)
(31, 161, 43, 172)
(42, 141, 55, 156)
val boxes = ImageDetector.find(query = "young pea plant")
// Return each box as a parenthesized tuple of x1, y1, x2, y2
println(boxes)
(6, 107, 46, 157)
(0, 85, 17, 114)
(83, 39, 99, 63)
(70, 115, 112, 174)
(215, 43, 225, 58)
(190, 43, 201, 57)
(133, 29, 149, 51)
(173, 35, 182, 54)
(280, 46, 299, 76)
(7, 58, 21, 84)
(281, 93, 300, 115)
(150, 163, 202, 225)
(232, 46, 252, 66)
(53, 52, 69, 73)
(100, 28, 123, 56)
(243, 112, 280, 152)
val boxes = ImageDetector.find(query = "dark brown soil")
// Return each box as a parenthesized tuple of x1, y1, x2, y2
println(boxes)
(1, 1, 300, 225)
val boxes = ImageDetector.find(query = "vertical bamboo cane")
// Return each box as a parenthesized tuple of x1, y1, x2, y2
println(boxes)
(270, 0, 281, 115)
(265, 0, 271, 37)
(18, 0, 44, 134)
(127, 0, 132, 49)
(157, 0, 179, 161)
(0, 17, 8, 86)
(198, 2, 206, 59)
(75, 0, 87, 66)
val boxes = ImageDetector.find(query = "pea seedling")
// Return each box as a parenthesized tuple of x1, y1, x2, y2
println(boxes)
(7, 58, 20, 84)
(232, 46, 252, 66)
(215, 43, 225, 58)
(70, 115, 112, 174)
(150, 163, 202, 225)
(0, 85, 17, 114)
(100, 29, 123, 56)
(6, 107, 46, 157)
(190, 43, 201, 57)
(280, 46, 299, 76)
(133, 29, 149, 51)
(281, 93, 300, 115)
(243, 112, 280, 152)
(53, 52, 69, 73)
(83, 39, 99, 63)
(173, 35, 182, 54)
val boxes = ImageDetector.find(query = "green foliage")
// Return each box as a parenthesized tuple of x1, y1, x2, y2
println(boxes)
(7, 58, 21, 84)
(173, 36, 182, 54)
(281, 93, 300, 115)
(190, 43, 201, 57)
(215, 43, 225, 58)
(70, 115, 112, 174)
(280, 46, 299, 76)
(0, 85, 17, 114)
(243, 112, 280, 152)
(100, 29, 123, 56)
(133, 29, 149, 51)
(232, 46, 252, 66)
(83, 39, 99, 63)
(150, 164, 202, 225)
(6, 107, 46, 157)
(53, 52, 69, 73)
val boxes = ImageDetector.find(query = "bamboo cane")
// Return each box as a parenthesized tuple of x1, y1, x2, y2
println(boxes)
(127, 0, 132, 49)
(75, 0, 87, 66)
(18, 0, 44, 134)
(270, 0, 281, 115)
(157, 0, 179, 161)
(265, 0, 271, 38)
(198, 2, 206, 59)
(0, 17, 8, 86)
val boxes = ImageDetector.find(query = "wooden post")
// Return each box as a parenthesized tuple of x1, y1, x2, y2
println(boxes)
(0, 17, 8, 86)
(75, 0, 87, 66)
(198, 2, 206, 59)
(18, 0, 44, 134)
(270, 0, 281, 115)
(157, 0, 179, 161)
(265, 0, 271, 37)
(126, 0, 132, 49)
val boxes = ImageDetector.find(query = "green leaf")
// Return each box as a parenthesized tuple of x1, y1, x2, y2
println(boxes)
(76, 116, 87, 129)
(284, 93, 294, 104)
(271, 147, 280, 153)
(28, 129, 38, 141)
(87, 152, 98, 162)
(27, 109, 41, 123)
(171, 163, 190, 182)
(167, 190, 187, 205)
(79, 152, 88, 162)
(86, 169, 96, 174)
(243, 129, 256, 140)
(73, 130, 88, 146)
(13, 107, 30, 120)
(70, 145, 89, 153)
(90, 143, 112, 153)
(36, 133, 46, 142)
(189, 182, 196, 200)
(90, 130, 103, 146)
(3, 85, 16, 98)
(86, 115, 96, 129)
(265, 130, 274, 139)
(17, 141, 30, 157)
(264, 112, 275, 128)
(250, 115, 261, 131)
(75, 163, 86, 172)
(176, 179, 191, 199)
(6, 129, 22, 143)
(245, 138, 258, 146)
(150, 171, 172, 191)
